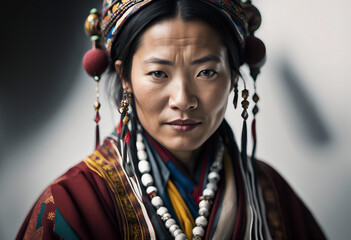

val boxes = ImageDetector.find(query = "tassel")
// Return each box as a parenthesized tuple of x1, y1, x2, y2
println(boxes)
(241, 120, 248, 170)
(123, 130, 131, 146)
(117, 117, 122, 135)
(95, 124, 100, 149)
(251, 119, 257, 159)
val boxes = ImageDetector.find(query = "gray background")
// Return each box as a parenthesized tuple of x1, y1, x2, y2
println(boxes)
(1, 0, 350, 239)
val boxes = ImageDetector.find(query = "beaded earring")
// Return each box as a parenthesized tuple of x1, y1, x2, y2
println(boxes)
(119, 91, 132, 125)
(117, 91, 132, 146)
(82, 8, 109, 149)
(240, 87, 250, 169)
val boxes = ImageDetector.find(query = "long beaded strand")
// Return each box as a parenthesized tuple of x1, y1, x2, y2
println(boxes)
(135, 125, 225, 240)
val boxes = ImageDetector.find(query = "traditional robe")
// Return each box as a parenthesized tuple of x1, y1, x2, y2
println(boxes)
(17, 123, 326, 240)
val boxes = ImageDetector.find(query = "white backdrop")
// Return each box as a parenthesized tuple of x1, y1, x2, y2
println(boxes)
(1, 0, 350, 239)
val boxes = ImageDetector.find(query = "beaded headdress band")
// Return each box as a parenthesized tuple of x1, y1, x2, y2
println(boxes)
(101, 0, 247, 55)
(82, 0, 266, 162)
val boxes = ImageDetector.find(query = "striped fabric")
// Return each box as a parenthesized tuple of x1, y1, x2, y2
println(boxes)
(100, 0, 247, 54)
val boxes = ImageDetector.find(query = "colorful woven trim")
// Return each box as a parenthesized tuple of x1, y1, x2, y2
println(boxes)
(101, 0, 248, 54)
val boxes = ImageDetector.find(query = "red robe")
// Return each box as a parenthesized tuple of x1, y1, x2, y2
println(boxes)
(17, 138, 326, 240)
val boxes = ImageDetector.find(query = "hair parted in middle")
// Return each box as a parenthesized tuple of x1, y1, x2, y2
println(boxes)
(106, 0, 243, 108)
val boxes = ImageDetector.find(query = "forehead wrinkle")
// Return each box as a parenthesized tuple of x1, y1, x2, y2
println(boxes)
(138, 20, 227, 65)
(151, 36, 210, 46)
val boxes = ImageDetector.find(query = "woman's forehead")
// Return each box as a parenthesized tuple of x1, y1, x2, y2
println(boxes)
(135, 19, 226, 60)
(140, 19, 224, 49)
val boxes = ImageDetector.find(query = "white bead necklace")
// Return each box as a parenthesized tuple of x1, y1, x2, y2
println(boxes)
(135, 127, 225, 240)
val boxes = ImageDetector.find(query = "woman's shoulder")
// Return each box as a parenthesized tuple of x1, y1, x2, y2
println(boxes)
(17, 143, 121, 240)
(16, 161, 89, 240)
(255, 160, 326, 240)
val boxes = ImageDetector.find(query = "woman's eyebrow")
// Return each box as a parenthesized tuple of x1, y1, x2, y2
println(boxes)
(144, 54, 221, 65)
(191, 54, 221, 65)
(144, 58, 173, 65)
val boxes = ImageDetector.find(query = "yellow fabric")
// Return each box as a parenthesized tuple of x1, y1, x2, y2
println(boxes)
(167, 180, 195, 239)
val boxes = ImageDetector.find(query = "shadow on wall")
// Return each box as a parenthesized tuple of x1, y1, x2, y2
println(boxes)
(278, 58, 332, 146)
(0, 0, 99, 159)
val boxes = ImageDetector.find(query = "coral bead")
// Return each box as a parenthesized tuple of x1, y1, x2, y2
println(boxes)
(82, 48, 108, 77)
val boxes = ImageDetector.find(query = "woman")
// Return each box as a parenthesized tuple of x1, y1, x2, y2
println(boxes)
(17, 0, 326, 239)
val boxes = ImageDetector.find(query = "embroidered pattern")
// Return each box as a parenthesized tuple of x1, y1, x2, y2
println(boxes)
(101, 0, 247, 54)
(258, 168, 287, 240)
(84, 140, 150, 240)
(45, 196, 55, 204)
(47, 212, 55, 221)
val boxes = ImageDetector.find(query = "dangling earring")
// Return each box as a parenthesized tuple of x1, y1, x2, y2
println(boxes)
(117, 92, 133, 165)
(233, 81, 239, 109)
(240, 87, 250, 170)
(119, 91, 132, 125)
(82, 8, 108, 150)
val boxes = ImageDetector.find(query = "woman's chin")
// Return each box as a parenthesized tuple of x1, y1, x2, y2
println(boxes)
(159, 135, 205, 154)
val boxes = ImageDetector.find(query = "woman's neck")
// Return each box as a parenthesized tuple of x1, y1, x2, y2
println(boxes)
(168, 146, 204, 177)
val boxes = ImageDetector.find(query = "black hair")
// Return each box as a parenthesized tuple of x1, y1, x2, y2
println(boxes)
(107, 0, 242, 108)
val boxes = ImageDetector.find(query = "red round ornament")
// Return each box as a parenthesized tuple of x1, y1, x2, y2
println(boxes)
(82, 48, 108, 77)
(244, 36, 266, 67)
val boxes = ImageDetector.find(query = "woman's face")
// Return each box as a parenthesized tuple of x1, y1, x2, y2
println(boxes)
(119, 19, 233, 159)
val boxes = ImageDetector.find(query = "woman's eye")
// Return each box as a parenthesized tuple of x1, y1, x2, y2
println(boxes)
(197, 69, 216, 77)
(150, 71, 167, 79)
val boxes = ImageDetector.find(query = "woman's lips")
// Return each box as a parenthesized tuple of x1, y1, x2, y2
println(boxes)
(166, 120, 201, 132)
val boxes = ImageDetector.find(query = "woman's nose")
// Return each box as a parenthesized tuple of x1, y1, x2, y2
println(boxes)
(168, 78, 198, 111)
